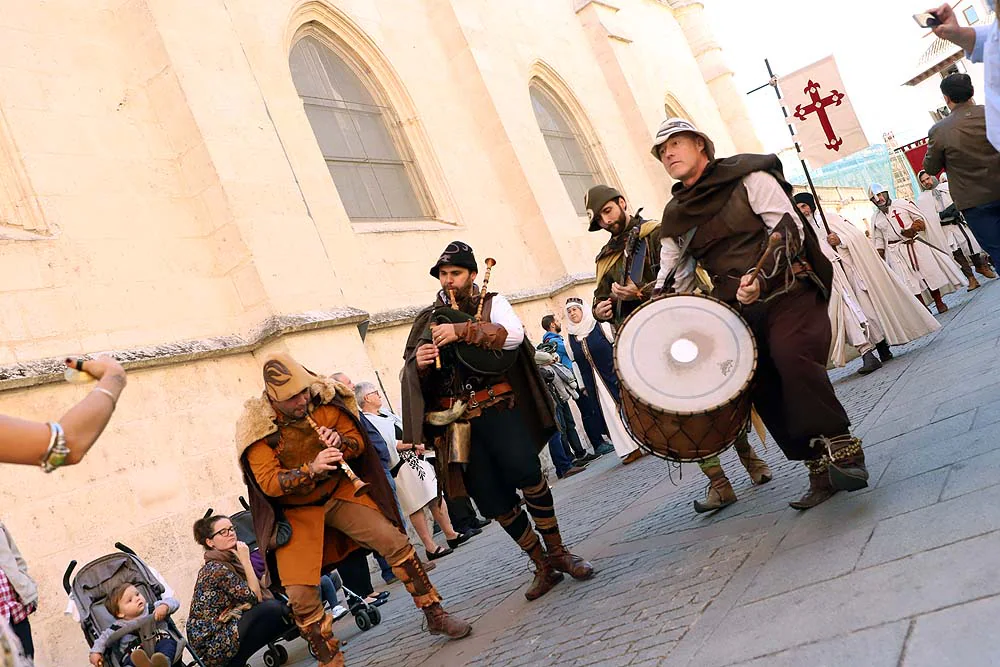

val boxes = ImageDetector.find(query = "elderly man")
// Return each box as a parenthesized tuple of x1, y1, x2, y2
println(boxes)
(651, 117, 868, 510)
(916, 169, 996, 290)
(924, 72, 1000, 267)
(237, 353, 470, 666)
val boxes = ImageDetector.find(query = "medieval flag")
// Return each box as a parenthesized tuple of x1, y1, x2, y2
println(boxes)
(780, 55, 868, 168)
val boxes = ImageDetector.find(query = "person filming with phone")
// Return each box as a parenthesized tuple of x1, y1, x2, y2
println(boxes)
(921, 3, 998, 151)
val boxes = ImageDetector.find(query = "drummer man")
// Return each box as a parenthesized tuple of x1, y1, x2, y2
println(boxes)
(585, 185, 772, 513)
(651, 118, 869, 509)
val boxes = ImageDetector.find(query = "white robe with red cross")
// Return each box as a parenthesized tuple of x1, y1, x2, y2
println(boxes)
(872, 199, 966, 299)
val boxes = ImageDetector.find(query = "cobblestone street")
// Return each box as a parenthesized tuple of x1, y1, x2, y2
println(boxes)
(281, 280, 1000, 667)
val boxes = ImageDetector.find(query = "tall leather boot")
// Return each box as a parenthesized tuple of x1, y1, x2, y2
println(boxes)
(954, 250, 980, 291)
(693, 465, 737, 513)
(857, 350, 882, 375)
(497, 506, 562, 601)
(972, 253, 997, 279)
(733, 435, 772, 485)
(789, 457, 837, 510)
(524, 539, 563, 600)
(875, 339, 893, 363)
(301, 614, 345, 667)
(392, 553, 471, 639)
(541, 530, 595, 581)
(931, 289, 948, 313)
(822, 434, 869, 492)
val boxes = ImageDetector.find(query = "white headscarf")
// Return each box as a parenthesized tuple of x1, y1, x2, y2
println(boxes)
(564, 298, 597, 338)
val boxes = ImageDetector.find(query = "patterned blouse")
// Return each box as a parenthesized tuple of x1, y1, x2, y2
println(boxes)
(186, 561, 258, 667)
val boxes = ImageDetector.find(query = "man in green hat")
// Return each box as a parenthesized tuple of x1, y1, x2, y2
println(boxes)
(587, 185, 661, 329)
(584, 185, 772, 512)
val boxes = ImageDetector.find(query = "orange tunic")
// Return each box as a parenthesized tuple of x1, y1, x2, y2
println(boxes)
(246, 404, 380, 586)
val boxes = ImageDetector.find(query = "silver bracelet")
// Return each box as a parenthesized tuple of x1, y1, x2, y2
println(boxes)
(92, 387, 117, 407)
(40, 422, 69, 473)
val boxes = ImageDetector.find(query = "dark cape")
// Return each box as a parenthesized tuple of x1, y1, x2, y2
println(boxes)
(568, 328, 619, 404)
(235, 379, 403, 588)
(400, 291, 557, 495)
(661, 153, 833, 296)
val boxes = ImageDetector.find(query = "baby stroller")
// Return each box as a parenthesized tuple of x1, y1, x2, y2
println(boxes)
(63, 543, 205, 667)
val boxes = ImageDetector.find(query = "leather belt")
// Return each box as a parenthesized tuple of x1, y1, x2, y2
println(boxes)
(439, 382, 513, 409)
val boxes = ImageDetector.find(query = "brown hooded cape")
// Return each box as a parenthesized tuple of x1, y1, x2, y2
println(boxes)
(661, 153, 833, 298)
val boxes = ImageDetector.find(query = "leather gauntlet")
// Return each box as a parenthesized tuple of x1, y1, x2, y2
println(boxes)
(452, 322, 509, 350)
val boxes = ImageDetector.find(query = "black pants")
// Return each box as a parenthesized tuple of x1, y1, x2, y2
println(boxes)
(464, 403, 544, 518)
(336, 548, 375, 599)
(11, 618, 32, 658)
(444, 495, 479, 533)
(555, 401, 585, 457)
(225, 599, 293, 667)
(574, 392, 608, 448)
(743, 284, 851, 460)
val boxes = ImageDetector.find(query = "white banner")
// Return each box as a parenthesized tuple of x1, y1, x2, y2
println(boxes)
(779, 55, 868, 168)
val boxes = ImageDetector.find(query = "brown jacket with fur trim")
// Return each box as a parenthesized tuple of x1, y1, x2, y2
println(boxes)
(235, 377, 403, 587)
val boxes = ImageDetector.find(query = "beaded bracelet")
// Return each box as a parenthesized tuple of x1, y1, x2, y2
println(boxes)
(40, 422, 69, 473)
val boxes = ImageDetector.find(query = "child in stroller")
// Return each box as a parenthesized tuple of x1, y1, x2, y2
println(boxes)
(88, 582, 179, 667)
(64, 543, 203, 667)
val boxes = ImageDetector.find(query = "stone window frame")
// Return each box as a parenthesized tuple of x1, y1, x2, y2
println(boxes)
(286, 2, 459, 233)
(527, 61, 621, 218)
(664, 93, 693, 122)
(0, 108, 49, 240)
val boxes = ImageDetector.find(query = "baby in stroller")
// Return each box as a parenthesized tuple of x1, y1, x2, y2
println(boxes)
(88, 582, 179, 667)
(64, 543, 201, 667)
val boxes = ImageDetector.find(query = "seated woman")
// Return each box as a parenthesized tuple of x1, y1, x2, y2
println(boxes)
(355, 383, 473, 560)
(187, 516, 294, 667)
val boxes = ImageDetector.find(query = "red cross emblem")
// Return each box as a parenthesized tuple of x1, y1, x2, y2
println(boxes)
(893, 210, 906, 229)
(794, 80, 846, 151)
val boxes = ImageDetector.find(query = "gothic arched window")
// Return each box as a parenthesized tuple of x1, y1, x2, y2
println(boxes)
(529, 83, 602, 216)
(290, 35, 430, 221)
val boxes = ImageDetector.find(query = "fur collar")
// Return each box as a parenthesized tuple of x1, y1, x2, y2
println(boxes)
(234, 376, 358, 457)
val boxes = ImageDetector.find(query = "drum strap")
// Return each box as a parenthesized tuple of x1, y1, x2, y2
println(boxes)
(661, 228, 698, 293)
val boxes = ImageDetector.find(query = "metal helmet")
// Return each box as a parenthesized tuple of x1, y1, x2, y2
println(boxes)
(868, 183, 890, 210)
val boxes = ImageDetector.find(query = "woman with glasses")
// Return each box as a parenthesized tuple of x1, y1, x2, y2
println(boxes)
(187, 515, 294, 667)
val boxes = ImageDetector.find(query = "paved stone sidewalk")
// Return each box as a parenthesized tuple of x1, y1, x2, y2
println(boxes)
(277, 280, 1000, 667)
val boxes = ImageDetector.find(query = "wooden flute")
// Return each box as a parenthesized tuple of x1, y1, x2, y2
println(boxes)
(305, 414, 370, 497)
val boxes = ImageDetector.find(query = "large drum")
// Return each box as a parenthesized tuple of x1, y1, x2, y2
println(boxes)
(614, 294, 757, 462)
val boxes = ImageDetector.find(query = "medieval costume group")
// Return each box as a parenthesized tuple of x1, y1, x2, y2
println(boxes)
(234, 117, 984, 666)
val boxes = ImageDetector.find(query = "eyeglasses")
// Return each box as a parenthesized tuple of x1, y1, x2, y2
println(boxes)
(211, 526, 236, 539)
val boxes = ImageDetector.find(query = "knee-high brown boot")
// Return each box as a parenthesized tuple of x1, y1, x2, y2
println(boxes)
(733, 435, 772, 485)
(300, 614, 344, 667)
(391, 553, 471, 639)
(789, 456, 837, 510)
(693, 464, 737, 513)
(521, 479, 594, 581)
(497, 506, 563, 600)
(954, 250, 980, 290)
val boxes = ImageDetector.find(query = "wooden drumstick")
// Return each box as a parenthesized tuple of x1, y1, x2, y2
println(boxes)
(746, 232, 783, 287)
(305, 414, 370, 497)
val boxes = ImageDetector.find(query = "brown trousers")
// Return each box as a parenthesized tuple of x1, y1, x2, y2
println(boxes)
(286, 498, 413, 627)
(743, 283, 851, 460)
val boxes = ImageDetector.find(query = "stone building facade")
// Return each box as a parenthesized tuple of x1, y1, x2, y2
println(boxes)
(0, 0, 758, 662)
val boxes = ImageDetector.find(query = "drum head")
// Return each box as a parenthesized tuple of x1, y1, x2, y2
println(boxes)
(615, 294, 756, 415)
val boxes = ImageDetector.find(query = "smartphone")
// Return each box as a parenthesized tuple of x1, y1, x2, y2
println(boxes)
(913, 12, 940, 27)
